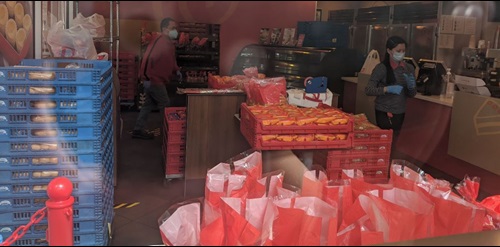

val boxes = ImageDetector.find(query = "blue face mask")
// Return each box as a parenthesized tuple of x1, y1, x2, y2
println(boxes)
(392, 51, 405, 62)
(169, 30, 178, 40)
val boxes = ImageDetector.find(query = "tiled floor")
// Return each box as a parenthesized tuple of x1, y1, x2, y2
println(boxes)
(110, 109, 204, 246)
(110, 108, 492, 246)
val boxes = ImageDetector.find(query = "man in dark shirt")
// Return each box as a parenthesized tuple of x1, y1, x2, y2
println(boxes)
(133, 17, 181, 139)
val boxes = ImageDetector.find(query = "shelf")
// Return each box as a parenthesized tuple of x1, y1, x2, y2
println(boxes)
(176, 50, 219, 55)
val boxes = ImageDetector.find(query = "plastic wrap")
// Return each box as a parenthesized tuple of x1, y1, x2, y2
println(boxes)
(245, 77, 287, 105)
(158, 197, 204, 246)
(47, 21, 97, 59)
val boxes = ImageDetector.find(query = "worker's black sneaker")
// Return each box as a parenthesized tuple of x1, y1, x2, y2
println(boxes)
(132, 130, 154, 140)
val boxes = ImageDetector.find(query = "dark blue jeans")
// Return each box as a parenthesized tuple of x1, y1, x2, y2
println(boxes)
(133, 82, 170, 131)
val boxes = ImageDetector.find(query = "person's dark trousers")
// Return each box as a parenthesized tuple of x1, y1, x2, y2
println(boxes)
(375, 109, 405, 159)
(134, 83, 170, 132)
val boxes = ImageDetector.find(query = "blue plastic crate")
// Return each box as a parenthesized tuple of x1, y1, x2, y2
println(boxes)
(0, 192, 105, 209)
(0, 166, 106, 183)
(0, 84, 113, 114)
(0, 204, 107, 223)
(0, 153, 112, 171)
(0, 125, 113, 155)
(0, 103, 112, 127)
(0, 110, 113, 140)
(0, 217, 108, 242)
(0, 76, 112, 99)
(0, 178, 109, 196)
(3, 59, 111, 84)
(9, 229, 110, 246)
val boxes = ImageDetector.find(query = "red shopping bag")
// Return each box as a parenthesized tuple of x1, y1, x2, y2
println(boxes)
(350, 177, 393, 200)
(272, 197, 338, 246)
(428, 190, 485, 237)
(342, 188, 435, 243)
(390, 160, 451, 194)
(221, 197, 277, 246)
(323, 179, 353, 228)
(337, 216, 384, 246)
(301, 168, 328, 198)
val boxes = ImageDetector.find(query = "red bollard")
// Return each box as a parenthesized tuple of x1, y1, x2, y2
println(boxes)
(45, 177, 74, 246)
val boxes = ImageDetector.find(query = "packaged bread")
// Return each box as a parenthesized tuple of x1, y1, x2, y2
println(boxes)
(32, 157, 58, 164)
(276, 119, 295, 126)
(276, 135, 296, 142)
(296, 117, 317, 126)
(31, 143, 58, 151)
(315, 116, 336, 124)
(33, 185, 48, 191)
(295, 134, 314, 142)
(31, 115, 57, 123)
(261, 118, 280, 126)
(32, 129, 57, 137)
(262, 135, 277, 141)
(336, 134, 347, 140)
(331, 118, 349, 125)
(32, 171, 58, 178)
(315, 134, 336, 141)
(29, 86, 55, 95)
(28, 72, 56, 81)
(31, 100, 56, 109)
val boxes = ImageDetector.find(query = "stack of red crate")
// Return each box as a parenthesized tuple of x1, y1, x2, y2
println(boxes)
(314, 114, 393, 183)
(111, 52, 138, 103)
(162, 107, 187, 179)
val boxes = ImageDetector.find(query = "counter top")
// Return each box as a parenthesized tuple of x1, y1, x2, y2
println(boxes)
(414, 94, 453, 107)
(341, 76, 453, 107)
(341, 77, 358, 83)
(177, 88, 245, 95)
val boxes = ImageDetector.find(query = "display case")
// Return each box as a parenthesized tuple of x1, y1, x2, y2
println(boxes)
(231, 44, 364, 108)
(231, 44, 335, 88)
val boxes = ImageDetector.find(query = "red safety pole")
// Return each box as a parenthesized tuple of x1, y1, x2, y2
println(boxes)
(45, 177, 74, 246)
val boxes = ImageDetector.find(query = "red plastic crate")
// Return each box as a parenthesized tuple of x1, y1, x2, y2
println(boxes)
(165, 107, 187, 131)
(165, 152, 185, 164)
(119, 77, 138, 85)
(328, 141, 392, 156)
(165, 163, 185, 175)
(162, 134, 186, 153)
(240, 103, 354, 135)
(326, 153, 390, 169)
(352, 129, 393, 144)
(165, 130, 186, 143)
(241, 123, 353, 150)
(327, 165, 389, 181)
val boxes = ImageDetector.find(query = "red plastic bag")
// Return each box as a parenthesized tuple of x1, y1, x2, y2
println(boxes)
(342, 188, 435, 243)
(246, 77, 287, 105)
(243, 66, 259, 78)
(158, 197, 203, 246)
(208, 73, 238, 89)
(273, 197, 338, 246)
(428, 189, 486, 237)
(390, 160, 452, 194)
(337, 215, 384, 246)
(323, 179, 353, 228)
(301, 168, 328, 198)
(220, 197, 277, 246)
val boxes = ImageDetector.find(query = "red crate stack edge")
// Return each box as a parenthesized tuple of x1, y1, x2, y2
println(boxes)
(162, 107, 187, 179)
(111, 52, 138, 102)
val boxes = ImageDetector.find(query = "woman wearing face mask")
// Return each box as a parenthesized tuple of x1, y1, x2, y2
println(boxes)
(365, 35, 417, 144)
(133, 17, 182, 139)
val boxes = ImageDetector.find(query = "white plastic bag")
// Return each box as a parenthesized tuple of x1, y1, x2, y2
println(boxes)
(47, 21, 98, 59)
(359, 49, 380, 75)
(71, 13, 106, 38)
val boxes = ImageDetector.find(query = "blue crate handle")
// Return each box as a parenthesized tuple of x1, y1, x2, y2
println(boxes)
(304, 76, 327, 94)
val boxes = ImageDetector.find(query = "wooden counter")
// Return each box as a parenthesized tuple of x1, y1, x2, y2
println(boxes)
(184, 92, 250, 180)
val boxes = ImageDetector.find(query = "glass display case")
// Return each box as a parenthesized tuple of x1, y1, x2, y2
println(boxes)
(231, 44, 335, 88)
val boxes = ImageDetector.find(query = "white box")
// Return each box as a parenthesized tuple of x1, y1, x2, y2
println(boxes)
(287, 88, 337, 108)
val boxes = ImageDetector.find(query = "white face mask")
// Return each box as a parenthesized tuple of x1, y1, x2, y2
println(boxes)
(392, 51, 405, 62)
(168, 30, 178, 40)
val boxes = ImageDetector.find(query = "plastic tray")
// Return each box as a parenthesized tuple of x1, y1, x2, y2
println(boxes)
(327, 165, 389, 181)
(0, 76, 112, 99)
(353, 129, 393, 144)
(18, 59, 112, 84)
(0, 110, 113, 141)
(241, 123, 353, 150)
(5, 229, 110, 246)
(0, 124, 113, 155)
(0, 82, 113, 114)
(0, 203, 109, 223)
(0, 191, 108, 210)
(325, 153, 391, 169)
(0, 104, 112, 127)
(240, 103, 354, 134)
(327, 141, 392, 156)
(165, 107, 187, 131)
(163, 139, 186, 154)
(164, 126, 186, 143)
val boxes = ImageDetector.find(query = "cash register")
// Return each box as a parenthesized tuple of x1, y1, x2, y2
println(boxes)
(415, 59, 447, 96)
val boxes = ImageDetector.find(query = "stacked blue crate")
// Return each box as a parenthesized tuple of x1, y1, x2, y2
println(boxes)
(0, 59, 114, 246)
